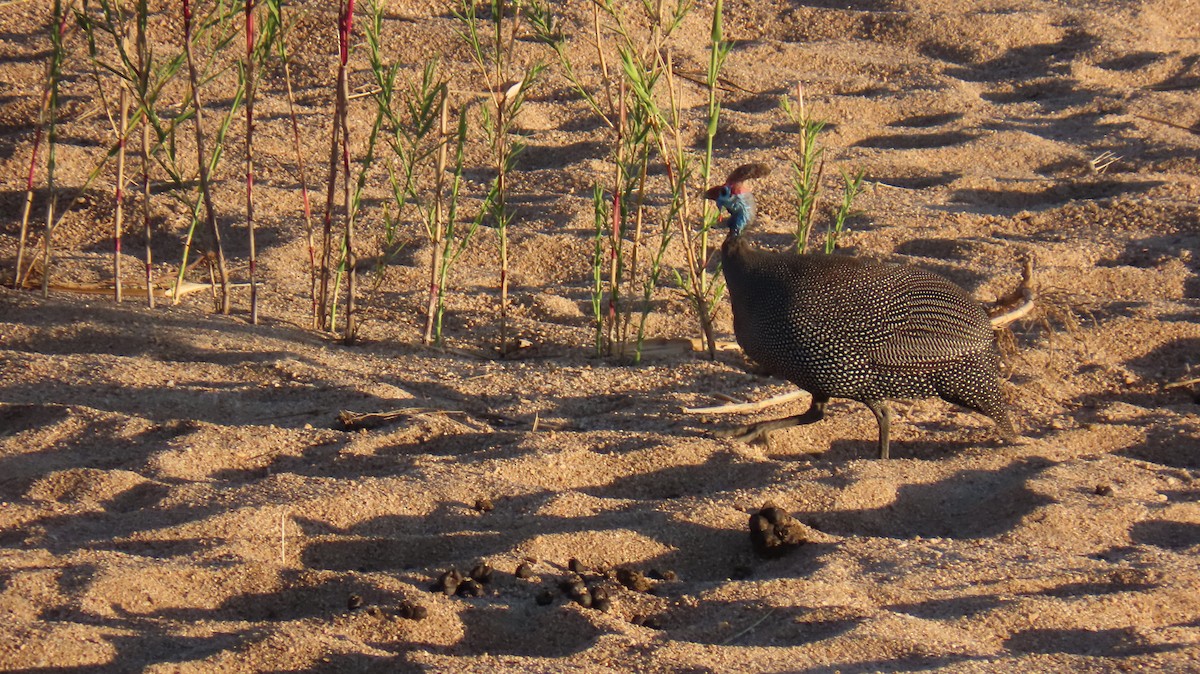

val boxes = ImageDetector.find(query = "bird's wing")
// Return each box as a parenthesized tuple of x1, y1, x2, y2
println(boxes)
(866, 269, 995, 371)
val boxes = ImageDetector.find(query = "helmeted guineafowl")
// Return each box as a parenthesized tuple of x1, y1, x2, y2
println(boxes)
(706, 163, 1014, 459)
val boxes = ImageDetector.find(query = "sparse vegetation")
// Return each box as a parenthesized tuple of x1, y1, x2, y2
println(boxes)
(457, 0, 545, 357)
(8, 2, 865, 359)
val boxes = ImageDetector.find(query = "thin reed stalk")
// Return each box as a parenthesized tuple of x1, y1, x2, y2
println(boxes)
(14, 85, 50, 290)
(318, 0, 357, 339)
(136, 0, 154, 307)
(114, 85, 129, 302)
(41, 0, 73, 298)
(181, 0, 231, 313)
(340, 0, 357, 343)
(425, 96, 450, 345)
(244, 0, 258, 323)
(265, 0, 318, 328)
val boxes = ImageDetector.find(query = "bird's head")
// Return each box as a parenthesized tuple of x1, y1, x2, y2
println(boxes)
(705, 163, 770, 237)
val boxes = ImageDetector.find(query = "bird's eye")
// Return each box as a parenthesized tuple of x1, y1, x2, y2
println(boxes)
(721, 186, 732, 198)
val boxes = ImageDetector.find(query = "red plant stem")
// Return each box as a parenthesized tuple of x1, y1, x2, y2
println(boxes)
(318, 116, 338, 330)
(141, 114, 154, 308)
(14, 86, 50, 290)
(137, 0, 154, 308)
(245, 0, 258, 324)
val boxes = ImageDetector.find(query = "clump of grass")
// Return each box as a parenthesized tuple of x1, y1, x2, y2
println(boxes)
(779, 83, 824, 253)
(365, 2, 482, 346)
(825, 168, 865, 253)
(530, 0, 725, 362)
(456, 0, 545, 357)
(780, 84, 865, 254)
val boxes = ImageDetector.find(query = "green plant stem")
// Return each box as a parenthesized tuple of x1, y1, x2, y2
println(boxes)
(425, 95, 450, 345)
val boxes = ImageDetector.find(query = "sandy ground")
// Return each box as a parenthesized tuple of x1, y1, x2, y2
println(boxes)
(2, 0, 1200, 671)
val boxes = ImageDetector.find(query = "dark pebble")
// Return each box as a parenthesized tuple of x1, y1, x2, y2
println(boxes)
(749, 502, 808, 557)
(631, 614, 663, 629)
(562, 578, 589, 600)
(615, 568, 653, 593)
(435, 569, 464, 595)
(535, 588, 555, 606)
(648, 569, 677, 582)
(397, 601, 428, 620)
(590, 586, 611, 612)
(1095, 484, 1114, 496)
(347, 594, 364, 611)
(457, 579, 486, 597)
(568, 558, 587, 575)
(474, 497, 494, 512)
(515, 562, 534, 579)
(469, 563, 494, 584)
(574, 591, 593, 609)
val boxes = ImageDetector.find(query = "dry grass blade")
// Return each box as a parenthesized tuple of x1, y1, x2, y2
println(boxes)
(989, 255, 1036, 328)
(1164, 376, 1200, 390)
(683, 390, 805, 415)
(337, 407, 491, 432)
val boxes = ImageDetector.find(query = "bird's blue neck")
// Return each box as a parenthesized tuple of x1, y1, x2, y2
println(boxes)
(720, 191, 755, 237)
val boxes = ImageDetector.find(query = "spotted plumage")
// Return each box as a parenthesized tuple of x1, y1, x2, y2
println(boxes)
(706, 163, 1014, 458)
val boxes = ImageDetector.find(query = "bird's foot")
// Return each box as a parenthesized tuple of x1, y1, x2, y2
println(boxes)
(713, 423, 771, 443)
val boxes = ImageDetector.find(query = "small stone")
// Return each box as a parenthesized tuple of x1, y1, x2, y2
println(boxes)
(515, 562, 534, 579)
(469, 563, 494, 584)
(1095, 484, 1114, 496)
(474, 498, 494, 512)
(535, 588, 555, 606)
(631, 614, 663, 629)
(749, 503, 808, 557)
(435, 569, 464, 595)
(648, 569, 677, 582)
(568, 558, 587, 575)
(457, 579, 485, 597)
(561, 578, 589, 601)
(397, 601, 427, 620)
(615, 568, 653, 593)
(590, 586, 611, 612)
(347, 594, 364, 611)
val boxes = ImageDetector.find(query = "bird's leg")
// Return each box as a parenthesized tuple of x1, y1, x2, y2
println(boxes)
(864, 400, 892, 459)
(715, 396, 828, 443)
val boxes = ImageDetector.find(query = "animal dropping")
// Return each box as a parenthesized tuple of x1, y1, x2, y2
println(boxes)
(706, 163, 1015, 458)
